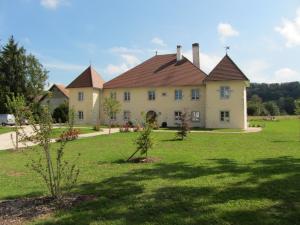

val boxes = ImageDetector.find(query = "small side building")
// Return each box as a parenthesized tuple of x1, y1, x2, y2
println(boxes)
(39, 84, 69, 113)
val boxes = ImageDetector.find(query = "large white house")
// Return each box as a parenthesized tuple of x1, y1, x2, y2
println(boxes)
(66, 43, 249, 129)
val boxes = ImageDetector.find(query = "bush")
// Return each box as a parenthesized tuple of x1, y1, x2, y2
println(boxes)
(119, 123, 130, 132)
(57, 128, 80, 142)
(52, 103, 69, 123)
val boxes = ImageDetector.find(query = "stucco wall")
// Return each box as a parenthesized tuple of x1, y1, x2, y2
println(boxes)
(205, 81, 248, 129)
(101, 86, 206, 127)
(68, 87, 101, 124)
(40, 87, 68, 113)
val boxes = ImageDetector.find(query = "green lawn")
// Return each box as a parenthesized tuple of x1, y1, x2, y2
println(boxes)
(50, 127, 98, 138)
(0, 126, 14, 134)
(0, 119, 300, 224)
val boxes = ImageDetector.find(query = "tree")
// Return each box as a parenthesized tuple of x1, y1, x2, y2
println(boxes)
(295, 99, 300, 115)
(10, 104, 80, 205)
(103, 97, 121, 134)
(5, 95, 28, 150)
(127, 122, 153, 161)
(247, 95, 265, 116)
(175, 111, 190, 140)
(0, 36, 48, 113)
(263, 101, 280, 116)
(52, 103, 69, 123)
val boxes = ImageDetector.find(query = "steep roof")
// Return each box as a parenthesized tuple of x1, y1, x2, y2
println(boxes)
(205, 54, 249, 81)
(67, 66, 104, 89)
(103, 54, 207, 89)
(39, 84, 69, 102)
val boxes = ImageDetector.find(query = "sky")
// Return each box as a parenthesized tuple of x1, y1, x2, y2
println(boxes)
(1, 0, 300, 87)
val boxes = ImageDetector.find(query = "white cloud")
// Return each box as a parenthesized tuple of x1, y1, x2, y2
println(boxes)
(43, 61, 86, 72)
(151, 37, 166, 47)
(121, 54, 140, 66)
(105, 63, 129, 75)
(109, 47, 143, 54)
(40, 0, 69, 9)
(218, 23, 239, 42)
(273, 68, 299, 83)
(105, 53, 141, 76)
(183, 50, 221, 74)
(275, 8, 300, 47)
(243, 59, 271, 83)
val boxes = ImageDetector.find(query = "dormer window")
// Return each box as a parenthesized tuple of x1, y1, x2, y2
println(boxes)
(220, 86, 231, 99)
(78, 92, 84, 101)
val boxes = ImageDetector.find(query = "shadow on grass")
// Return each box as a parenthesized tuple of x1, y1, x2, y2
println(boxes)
(32, 157, 300, 225)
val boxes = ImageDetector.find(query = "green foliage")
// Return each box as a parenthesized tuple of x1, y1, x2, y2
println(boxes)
(103, 97, 121, 134)
(263, 101, 280, 116)
(135, 125, 153, 156)
(295, 99, 300, 115)
(247, 95, 266, 116)
(52, 103, 69, 123)
(0, 36, 48, 113)
(176, 112, 190, 140)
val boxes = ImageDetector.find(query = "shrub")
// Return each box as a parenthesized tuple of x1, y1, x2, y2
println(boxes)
(57, 128, 80, 142)
(176, 112, 190, 140)
(52, 103, 69, 123)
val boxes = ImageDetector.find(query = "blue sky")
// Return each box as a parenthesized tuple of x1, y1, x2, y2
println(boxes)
(1, 0, 300, 87)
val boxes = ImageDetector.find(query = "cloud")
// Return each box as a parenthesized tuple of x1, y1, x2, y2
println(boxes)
(40, 0, 69, 9)
(109, 47, 143, 54)
(43, 61, 86, 72)
(151, 37, 166, 47)
(217, 23, 239, 42)
(243, 59, 271, 83)
(275, 8, 300, 47)
(105, 53, 141, 75)
(273, 68, 299, 82)
(183, 50, 221, 74)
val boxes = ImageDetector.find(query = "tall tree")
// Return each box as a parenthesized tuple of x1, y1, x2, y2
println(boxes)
(0, 36, 48, 113)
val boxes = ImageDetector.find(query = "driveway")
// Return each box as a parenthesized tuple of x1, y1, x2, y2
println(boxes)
(0, 126, 119, 151)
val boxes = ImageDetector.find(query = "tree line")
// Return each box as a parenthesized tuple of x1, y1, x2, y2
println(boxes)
(0, 36, 48, 114)
(247, 82, 300, 116)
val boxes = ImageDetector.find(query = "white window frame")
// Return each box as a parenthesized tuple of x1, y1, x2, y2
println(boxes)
(123, 110, 131, 121)
(220, 111, 230, 122)
(175, 89, 183, 100)
(124, 91, 130, 101)
(110, 91, 117, 100)
(191, 89, 200, 100)
(148, 90, 155, 101)
(174, 111, 182, 121)
(191, 111, 200, 122)
(78, 92, 84, 101)
(220, 86, 231, 99)
(78, 111, 84, 120)
(110, 112, 117, 120)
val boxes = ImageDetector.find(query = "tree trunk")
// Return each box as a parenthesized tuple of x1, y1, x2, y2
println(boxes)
(127, 149, 140, 162)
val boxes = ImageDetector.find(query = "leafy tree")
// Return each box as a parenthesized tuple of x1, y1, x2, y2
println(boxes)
(14, 106, 80, 205)
(103, 97, 121, 134)
(247, 95, 265, 116)
(5, 95, 28, 150)
(295, 99, 300, 115)
(127, 122, 153, 161)
(176, 111, 190, 140)
(263, 101, 280, 116)
(0, 36, 48, 113)
(52, 103, 69, 123)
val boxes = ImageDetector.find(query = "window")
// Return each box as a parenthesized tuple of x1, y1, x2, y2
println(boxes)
(220, 86, 230, 99)
(110, 112, 116, 120)
(174, 111, 182, 121)
(78, 92, 84, 101)
(78, 111, 84, 120)
(124, 91, 130, 101)
(110, 92, 117, 99)
(191, 89, 200, 100)
(191, 111, 200, 122)
(220, 111, 230, 122)
(123, 111, 131, 121)
(148, 90, 155, 100)
(175, 89, 183, 100)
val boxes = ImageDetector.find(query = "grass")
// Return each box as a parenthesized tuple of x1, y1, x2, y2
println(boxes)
(50, 127, 98, 138)
(158, 127, 243, 132)
(0, 119, 300, 224)
(0, 126, 14, 134)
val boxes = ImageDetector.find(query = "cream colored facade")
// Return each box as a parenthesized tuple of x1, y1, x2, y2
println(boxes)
(40, 86, 68, 113)
(68, 82, 248, 129)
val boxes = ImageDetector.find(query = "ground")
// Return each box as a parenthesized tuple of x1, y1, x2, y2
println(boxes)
(0, 119, 299, 225)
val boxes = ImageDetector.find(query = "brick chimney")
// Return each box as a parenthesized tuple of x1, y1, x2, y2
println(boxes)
(176, 45, 182, 61)
(192, 43, 200, 68)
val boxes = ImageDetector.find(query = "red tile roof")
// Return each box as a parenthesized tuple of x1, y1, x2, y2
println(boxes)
(39, 84, 69, 102)
(205, 55, 249, 81)
(67, 66, 104, 89)
(103, 54, 207, 89)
